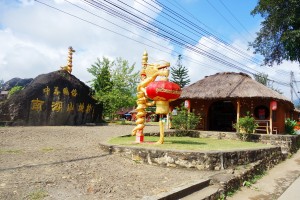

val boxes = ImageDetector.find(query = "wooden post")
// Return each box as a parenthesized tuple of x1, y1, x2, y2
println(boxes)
(270, 105, 273, 135)
(237, 99, 240, 125)
(166, 113, 170, 130)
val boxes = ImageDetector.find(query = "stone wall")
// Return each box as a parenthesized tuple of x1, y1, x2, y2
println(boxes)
(100, 143, 283, 171)
(251, 134, 300, 154)
(162, 130, 300, 154)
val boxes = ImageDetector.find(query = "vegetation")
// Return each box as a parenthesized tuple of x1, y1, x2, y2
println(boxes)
(41, 147, 54, 152)
(233, 112, 258, 141)
(254, 72, 282, 94)
(285, 118, 297, 135)
(109, 136, 269, 151)
(0, 149, 22, 154)
(171, 106, 201, 131)
(243, 171, 265, 189)
(250, 0, 300, 66)
(88, 57, 139, 119)
(8, 86, 23, 98)
(27, 189, 48, 200)
(0, 79, 4, 90)
(170, 55, 190, 88)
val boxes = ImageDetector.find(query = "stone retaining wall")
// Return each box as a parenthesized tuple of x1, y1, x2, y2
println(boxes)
(100, 144, 283, 171)
(162, 130, 300, 153)
(251, 134, 300, 153)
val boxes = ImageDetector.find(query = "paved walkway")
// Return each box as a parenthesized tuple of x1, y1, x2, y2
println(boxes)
(228, 150, 300, 200)
(278, 175, 300, 200)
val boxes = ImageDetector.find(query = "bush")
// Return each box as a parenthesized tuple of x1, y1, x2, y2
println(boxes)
(233, 112, 258, 141)
(171, 106, 201, 131)
(8, 86, 23, 98)
(285, 118, 297, 135)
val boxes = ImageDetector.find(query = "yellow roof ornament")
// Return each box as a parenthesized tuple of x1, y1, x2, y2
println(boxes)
(61, 46, 75, 74)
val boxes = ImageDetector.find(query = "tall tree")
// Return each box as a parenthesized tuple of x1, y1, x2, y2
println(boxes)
(87, 57, 112, 93)
(250, 0, 300, 66)
(0, 79, 4, 91)
(254, 72, 282, 94)
(87, 57, 139, 119)
(170, 55, 190, 88)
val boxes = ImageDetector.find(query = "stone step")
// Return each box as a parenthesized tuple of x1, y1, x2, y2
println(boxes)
(143, 179, 211, 200)
(180, 185, 221, 200)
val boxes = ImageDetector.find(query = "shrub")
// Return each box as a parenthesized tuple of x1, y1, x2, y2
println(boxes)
(171, 106, 201, 131)
(285, 118, 297, 135)
(8, 86, 23, 98)
(233, 112, 258, 141)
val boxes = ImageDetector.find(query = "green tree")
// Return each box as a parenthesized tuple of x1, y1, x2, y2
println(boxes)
(0, 79, 4, 91)
(250, 0, 300, 66)
(254, 72, 268, 86)
(87, 57, 113, 93)
(88, 57, 139, 119)
(170, 55, 190, 88)
(254, 72, 282, 94)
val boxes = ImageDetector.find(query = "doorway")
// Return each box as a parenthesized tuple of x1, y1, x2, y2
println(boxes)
(208, 100, 236, 131)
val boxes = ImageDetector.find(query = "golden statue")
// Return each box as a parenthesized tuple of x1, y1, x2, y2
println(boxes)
(132, 51, 170, 144)
(61, 46, 75, 73)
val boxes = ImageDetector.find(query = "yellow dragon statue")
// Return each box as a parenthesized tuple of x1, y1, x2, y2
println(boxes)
(132, 51, 170, 143)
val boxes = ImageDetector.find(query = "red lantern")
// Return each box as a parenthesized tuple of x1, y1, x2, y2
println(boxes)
(146, 81, 181, 114)
(270, 101, 277, 110)
(184, 100, 190, 109)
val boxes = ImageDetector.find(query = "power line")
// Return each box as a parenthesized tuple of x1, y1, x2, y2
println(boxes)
(205, 0, 250, 43)
(160, 0, 291, 78)
(35, 0, 290, 88)
(218, 0, 255, 40)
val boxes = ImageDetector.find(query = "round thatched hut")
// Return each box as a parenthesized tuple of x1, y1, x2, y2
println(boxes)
(171, 72, 295, 134)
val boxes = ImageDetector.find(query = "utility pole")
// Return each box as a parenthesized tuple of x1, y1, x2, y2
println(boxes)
(290, 71, 294, 102)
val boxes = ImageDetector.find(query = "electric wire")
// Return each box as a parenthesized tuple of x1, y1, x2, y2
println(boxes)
(218, 0, 255, 40)
(161, 0, 291, 77)
(34, 0, 290, 88)
(87, 0, 290, 86)
(206, 0, 250, 42)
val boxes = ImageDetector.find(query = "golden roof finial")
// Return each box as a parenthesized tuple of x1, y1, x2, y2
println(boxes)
(61, 46, 75, 74)
(142, 50, 148, 66)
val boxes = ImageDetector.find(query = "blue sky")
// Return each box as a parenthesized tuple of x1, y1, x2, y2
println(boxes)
(0, 0, 299, 100)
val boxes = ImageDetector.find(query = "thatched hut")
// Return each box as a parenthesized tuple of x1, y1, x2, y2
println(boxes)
(171, 72, 295, 134)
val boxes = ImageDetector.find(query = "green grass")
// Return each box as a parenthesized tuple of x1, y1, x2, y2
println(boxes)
(0, 149, 22, 154)
(108, 136, 270, 151)
(41, 147, 54, 152)
(27, 189, 48, 200)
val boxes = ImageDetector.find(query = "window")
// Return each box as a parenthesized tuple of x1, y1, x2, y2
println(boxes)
(254, 105, 270, 120)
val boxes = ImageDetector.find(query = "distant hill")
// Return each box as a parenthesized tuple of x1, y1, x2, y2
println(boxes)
(2, 77, 33, 91)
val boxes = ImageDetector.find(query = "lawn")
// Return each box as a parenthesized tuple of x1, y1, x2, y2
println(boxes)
(108, 136, 270, 151)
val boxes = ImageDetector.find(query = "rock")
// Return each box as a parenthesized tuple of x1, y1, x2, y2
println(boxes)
(0, 70, 102, 125)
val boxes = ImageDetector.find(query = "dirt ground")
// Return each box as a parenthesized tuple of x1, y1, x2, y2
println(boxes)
(0, 125, 218, 200)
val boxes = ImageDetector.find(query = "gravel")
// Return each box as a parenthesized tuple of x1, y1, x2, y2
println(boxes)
(0, 125, 217, 200)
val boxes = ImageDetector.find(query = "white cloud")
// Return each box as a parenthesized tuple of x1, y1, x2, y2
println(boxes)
(181, 35, 299, 100)
(0, 0, 175, 85)
(1, 0, 298, 102)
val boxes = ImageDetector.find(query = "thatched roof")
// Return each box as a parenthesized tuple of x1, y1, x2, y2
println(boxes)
(180, 72, 291, 103)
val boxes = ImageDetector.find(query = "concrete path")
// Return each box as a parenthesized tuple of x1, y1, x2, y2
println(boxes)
(277, 174, 300, 200)
(228, 150, 300, 200)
